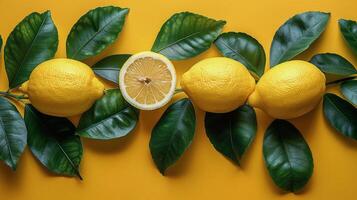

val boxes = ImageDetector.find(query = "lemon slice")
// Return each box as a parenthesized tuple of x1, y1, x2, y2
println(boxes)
(119, 51, 176, 110)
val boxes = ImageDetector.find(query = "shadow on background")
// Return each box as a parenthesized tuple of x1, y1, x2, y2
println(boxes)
(83, 126, 139, 154)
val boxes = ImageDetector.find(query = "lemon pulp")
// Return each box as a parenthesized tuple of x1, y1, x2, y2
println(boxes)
(119, 52, 176, 110)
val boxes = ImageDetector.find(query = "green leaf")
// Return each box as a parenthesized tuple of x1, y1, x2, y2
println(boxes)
(323, 93, 357, 139)
(263, 119, 313, 192)
(149, 98, 196, 174)
(341, 79, 357, 105)
(270, 11, 330, 67)
(4, 11, 58, 88)
(25, 105, 83, 179)
(339, 19, 357, 55)
(92, 54, 131, 84)
(215, 32, 266, 78)
(77, 89, 139, 140)
(66, 6, 129, 61)
(310, 53, 357, 76)
(151, 12, 226, 60)
(204, 105, 257, 164)
(0, 97, 27, 170)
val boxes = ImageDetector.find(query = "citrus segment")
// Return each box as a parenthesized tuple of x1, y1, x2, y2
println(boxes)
(119, 52, 176, 110)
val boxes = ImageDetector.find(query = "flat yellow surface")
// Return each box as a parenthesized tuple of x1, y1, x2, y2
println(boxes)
(0, 0, 356, 199)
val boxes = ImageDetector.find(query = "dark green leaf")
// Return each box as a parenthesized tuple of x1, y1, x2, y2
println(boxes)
(205, 105, 256, 164)
(150, 98, 196, 174)
(66, 6, 129, 60)
(339, 19, 357, 55)
(270, 11, 330, 67)
(4, 11, 58, 88)
(263, 119, 313, 192)
(152, 12, 226, 60)
(341, 79, 357, 105)
(25, 105, 82, 179)
(215, 32, 266, 78)
(92, 54, 131, 84)
(310, 53, 357, 76)
(323, 93, 357, 139)
(77, 89, 139, 140)
(0, 97, 27, 170)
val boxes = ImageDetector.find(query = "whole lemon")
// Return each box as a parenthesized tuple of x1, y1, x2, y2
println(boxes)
(248, 60, 326, 119)
(181, 57, 255, 113)
(20, 58, 105, 117)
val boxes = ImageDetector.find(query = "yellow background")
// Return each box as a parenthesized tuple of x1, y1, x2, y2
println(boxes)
(0, 0, 356, 199)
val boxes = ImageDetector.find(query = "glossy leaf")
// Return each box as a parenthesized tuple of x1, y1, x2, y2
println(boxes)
(323, 93, 357, 139)
(77, 89, 139, 140)
(310, 53, 357, 76)
(270, 11, 330, 67)
(4, 11, 58, 88)
(205, 105, 257, 164)
(67, 6, 129, 60)
(0, 97, 27, 170)
(150, 98, 196, 174)
(25, 105, 82, 179)
(215, 32, 266, 78)
(152, 12, 226, 60)
(341, 80, 357, 105)
(92, 54, 131, 84)
(263, 119, 313, 192)
(339, 19, 357, 55)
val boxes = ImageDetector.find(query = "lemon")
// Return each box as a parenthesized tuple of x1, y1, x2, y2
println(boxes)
(181, 57, 255, 113)
(248, 60, 326, 119)
(119, 51, 176, 110)
(20, 58, 104, 117)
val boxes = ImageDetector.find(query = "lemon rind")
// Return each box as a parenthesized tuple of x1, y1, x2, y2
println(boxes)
(119, 51, 177, 110)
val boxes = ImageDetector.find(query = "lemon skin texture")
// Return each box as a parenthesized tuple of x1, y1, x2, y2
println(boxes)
(181, 57, 255, 113)
(20, 58, 105, 117)
(248, 60, 326, 119)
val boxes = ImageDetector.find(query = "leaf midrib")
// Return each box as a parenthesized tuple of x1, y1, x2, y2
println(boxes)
(0, 112, 15, 167)
(325, 95, 354, 126)
(78, 106, 132, 135)
(9, 12, 49, 87)
(154, 22, 223, 53)
(55, 140, 80, 175)
(217, 38, 257, 75)
(71, 10, 125, 59)
(342, 22, 357, 46)
(273, 16, 327, 65)
(227, 117, 240, 161)
(276, 129, 295, 192)
(158, 101, 191, 170)
(26, 106, 80, 176)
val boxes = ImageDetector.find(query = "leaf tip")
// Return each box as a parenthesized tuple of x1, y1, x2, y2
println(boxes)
(159, 167, 167, 176)
(9, 163, 17, 171)
(123, 7, 130, 14)
(77, 173, 83, 181)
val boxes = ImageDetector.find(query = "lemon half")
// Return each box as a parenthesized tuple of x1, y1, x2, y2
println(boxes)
(119, 51, 176, 110)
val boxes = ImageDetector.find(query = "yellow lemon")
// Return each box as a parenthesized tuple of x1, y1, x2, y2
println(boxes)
(20, 58, 105, 117)
(181, 57, 255, 113)
(248, 60, 326, 119)
(119, 51, 176, 110)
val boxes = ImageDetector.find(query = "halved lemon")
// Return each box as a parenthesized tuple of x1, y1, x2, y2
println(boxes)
(119, 51, 177, 110)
